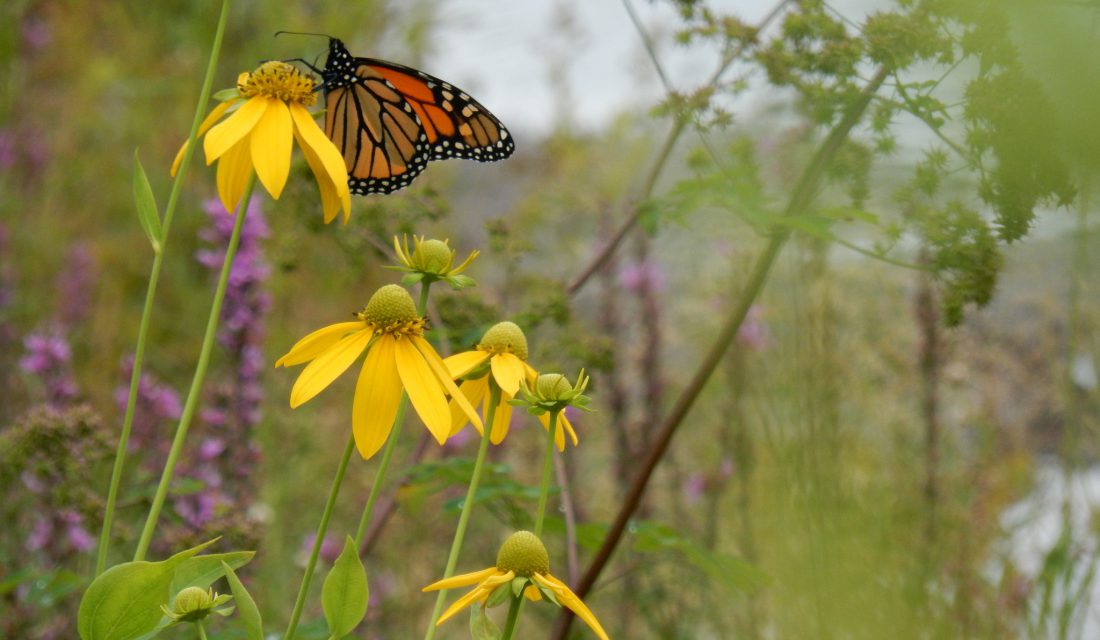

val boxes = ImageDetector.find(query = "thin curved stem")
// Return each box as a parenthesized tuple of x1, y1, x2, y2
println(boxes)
(196, 620, 209, 640)
(96, 0, 232, 577)
(551, 64, 891, 640)
(133, 175, 256, 561)
(424, 384, 499, 640)
(353, 401, 407, 544)
(283, 434, 356, 640)
(500, 596, 523, 640)
(534, 410, 559, 537)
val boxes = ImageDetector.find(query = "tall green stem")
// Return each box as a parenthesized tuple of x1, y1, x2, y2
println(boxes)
(534, 410, 560, 537)
(96, 0, 233, 576)
(353, 401, 406, 544)
(196, 620, 209, 640)
(133, 176, 256, 561)
(424, 384, 499, 639)
(284, 434, 357, 640)
(500, 595, 523, 640)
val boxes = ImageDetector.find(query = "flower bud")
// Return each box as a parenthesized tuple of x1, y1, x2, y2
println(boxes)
(496, 530, 550, 577)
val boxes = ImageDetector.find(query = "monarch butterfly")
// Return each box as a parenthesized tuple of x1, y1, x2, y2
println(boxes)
(318, 38, 515, 195)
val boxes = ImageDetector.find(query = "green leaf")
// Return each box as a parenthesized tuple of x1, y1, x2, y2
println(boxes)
(222, 561, 263, 640)
(212, 88, 240, 102)
(470, 605, 501, 640)
(132, 151, 163, 254)
(78, 539, 218, 640)
(322, 536, 369, 639)
(169, 551, 255, 596)
(484, 583, 512, 609)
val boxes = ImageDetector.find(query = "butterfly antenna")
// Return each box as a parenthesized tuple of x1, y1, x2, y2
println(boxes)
(273, 30, 333, 41)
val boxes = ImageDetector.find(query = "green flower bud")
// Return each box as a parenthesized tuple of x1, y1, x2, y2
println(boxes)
(478, 321, 529, 360)
(496, 531, 550, 577)
(361, 284, 418, 325)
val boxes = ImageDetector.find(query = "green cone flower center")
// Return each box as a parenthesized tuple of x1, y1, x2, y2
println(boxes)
(478, 321, 528, 360)
(417, 239, 454, 273)
(536, 373, 572, 400)
(496, 530, 550, 577)
(238, 61, 317, 106)
(358, 284, 424, 336)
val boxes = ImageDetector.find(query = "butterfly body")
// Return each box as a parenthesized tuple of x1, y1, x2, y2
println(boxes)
(320, 38, 514, 195)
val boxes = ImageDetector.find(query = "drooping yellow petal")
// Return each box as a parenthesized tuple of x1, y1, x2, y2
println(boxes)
(532, 573, 609, 640)
(215, 138, 253, 214)
(276, 321, 365, 367)
(489, 393, 514, 445)
(289, 102, 351, 220)
(523, 585, 542, 601)
(352, 336, 402, 459)
(289, 329, 371, 408)
(490, 352, 527, 396)
(204, 96, 268, 163)
(444, 350, 490, 379)
(538, 411, 576, 451)
(411, 336, 483, 432)
(449, 377, 488, 436)
(249, 99, 293, 199)
(523, 361, 539, 385)
(437, 586, 493, 625)
(395, 339, 451, 443)
(293, 128, 342, 224)
(171, 100, 238, 176)
(422, 567, 500, 592)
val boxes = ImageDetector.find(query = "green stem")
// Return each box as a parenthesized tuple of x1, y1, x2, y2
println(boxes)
(500, 596, 523, 640)
(424, 384, 499, 640)
(95, 0, 232, 577)
(196, 620, 209, 640)
(534, 410, 559, 537)
(284, 434, 357, 640)
(353, 400, 406, 544)
(133, 176, 256, 561)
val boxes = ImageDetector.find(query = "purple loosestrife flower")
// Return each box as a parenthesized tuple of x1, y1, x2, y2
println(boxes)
(115, 357, 181, 461)
(19, 329, 78, 408)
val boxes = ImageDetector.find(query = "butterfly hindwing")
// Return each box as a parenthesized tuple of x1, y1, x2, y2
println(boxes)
(362, 59, 515, 162)
(321, 38, 514, 195)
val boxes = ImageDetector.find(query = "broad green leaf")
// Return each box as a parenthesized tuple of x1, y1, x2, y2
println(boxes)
(78, 539, 217, 640)
(222, 561, 263, 640)
(322, 536, 368, 639)
(169, 551, 255, 596)
(470, 605, 501, 640)
(484, 582, 512, 609)
(132, 151, 163, 254)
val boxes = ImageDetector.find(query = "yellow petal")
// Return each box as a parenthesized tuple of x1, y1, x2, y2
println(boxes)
(215, 138, 253, 214)
(204, 96, 268, 163)
(290, 102, 351, 220)
(481, 571, 515, 589)
(395, 339, 451, 443)
(422, 567, 500, 593)
(437, 586, 492, 625)
(412, 336, 483, 432)
(294, 128, 342, 224)
(560, 412, 579, 447)
(444, 350, 490, 379)
(538, 411, 576, 451)
(172, 100, 238, 176)
(491, 353, 527, 396)
(250, 99, 293, 199)
(523, 362, 539, 384)
(352, 336, 402, 459)
(289, 329, 371, 408)
(523, 585, 542, 601)
(532, 573, 609, 640)
(489, 394, 514, 445)
(449, 378, 487, 436)
(276, 321, 365, 367)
